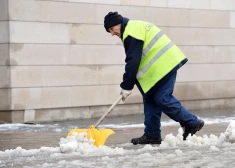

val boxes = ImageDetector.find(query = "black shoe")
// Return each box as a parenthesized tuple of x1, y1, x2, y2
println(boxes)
(182, 119, 204, 140)
(131, 134, 162, 145)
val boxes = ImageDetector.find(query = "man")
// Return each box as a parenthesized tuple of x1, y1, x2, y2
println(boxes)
(104, 12, 204, 145)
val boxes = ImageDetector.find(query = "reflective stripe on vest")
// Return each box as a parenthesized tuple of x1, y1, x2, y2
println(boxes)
(137, 41, 174, 79)
(122, 20, 186, 93)
(141, 31, 164, 58)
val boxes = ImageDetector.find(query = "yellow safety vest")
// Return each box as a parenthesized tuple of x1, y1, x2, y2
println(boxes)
(122, 20, 186, 93)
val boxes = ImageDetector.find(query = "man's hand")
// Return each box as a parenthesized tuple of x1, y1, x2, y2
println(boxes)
(120, 89, 131, 102)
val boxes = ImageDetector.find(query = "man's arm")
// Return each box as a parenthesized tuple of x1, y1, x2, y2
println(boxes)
(120, 36, 144, 90)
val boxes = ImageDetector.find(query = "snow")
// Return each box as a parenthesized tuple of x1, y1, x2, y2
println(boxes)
(224, 120, 235, 142)
(210, 145, 220, 151)
(154, 126, 231, 149)
(59, 132, 95, 153)
(174, 149, 182, 156)
(1, 121, 235, 167)
(59, 132, 126, 156)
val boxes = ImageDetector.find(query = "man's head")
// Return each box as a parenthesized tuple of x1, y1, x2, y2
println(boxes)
(104, 12, 123, 38)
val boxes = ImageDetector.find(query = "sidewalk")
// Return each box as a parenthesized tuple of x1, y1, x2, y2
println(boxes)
(0, 108, 233, 151)
(0, 124, 229, 151)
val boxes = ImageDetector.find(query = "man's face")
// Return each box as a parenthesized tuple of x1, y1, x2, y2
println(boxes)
(108, 24, 121, 38)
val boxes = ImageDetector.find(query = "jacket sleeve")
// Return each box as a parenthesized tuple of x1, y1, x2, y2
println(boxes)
(120, 36, 144, 90)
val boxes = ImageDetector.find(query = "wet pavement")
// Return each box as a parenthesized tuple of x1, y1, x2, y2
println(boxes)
(0, 108, 235, 151)
(0, 123, 229, 151)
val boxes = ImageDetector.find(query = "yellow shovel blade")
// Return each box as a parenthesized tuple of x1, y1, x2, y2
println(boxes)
(68, 125, 115, 147)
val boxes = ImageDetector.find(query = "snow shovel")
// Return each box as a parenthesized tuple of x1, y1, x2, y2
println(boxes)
(68, 95, 122, 147)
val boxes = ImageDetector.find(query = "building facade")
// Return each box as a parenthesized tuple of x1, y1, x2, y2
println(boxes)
(1, 0, 235, 123)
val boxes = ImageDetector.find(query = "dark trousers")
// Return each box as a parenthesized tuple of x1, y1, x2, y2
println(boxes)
(143, 71, 198, 138)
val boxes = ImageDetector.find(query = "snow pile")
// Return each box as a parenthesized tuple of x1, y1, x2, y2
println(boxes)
(160, 129, 225, 148)
(210, 145, 220, 151)
(59, 132, 125, 156)
(59, 132, 95, 153)
(224, 121, 235, 143)
(160, 121, 235, 148)
(174, 149, 182, 156)
(1, 121, 235, 162)
(58, 121, 235, 155)
(0, 146, 60, 158)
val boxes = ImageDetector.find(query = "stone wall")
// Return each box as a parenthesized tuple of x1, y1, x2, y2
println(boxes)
(0, 0, 235, 123)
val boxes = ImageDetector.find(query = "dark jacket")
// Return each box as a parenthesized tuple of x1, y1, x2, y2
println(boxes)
(120, 18, 187, 98)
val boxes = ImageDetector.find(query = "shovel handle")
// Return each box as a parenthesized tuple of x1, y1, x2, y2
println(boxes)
(94, 95, 122, 128)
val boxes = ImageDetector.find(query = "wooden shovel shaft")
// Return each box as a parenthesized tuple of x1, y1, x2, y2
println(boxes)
(94, 95, 122, 128)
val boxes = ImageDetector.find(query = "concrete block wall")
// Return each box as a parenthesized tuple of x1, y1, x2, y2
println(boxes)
(0, 0, 12, 123)
(0, 0, 235, 123)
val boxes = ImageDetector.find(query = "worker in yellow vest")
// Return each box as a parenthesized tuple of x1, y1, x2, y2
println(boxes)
(104, 12, 204, 145)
